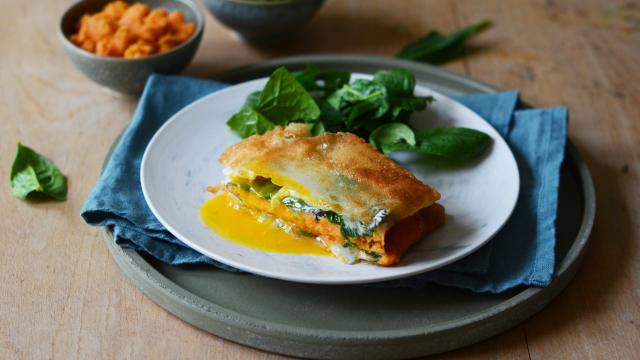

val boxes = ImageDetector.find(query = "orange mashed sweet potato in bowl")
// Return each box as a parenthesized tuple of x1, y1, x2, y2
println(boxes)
(70, 1, 195, 58)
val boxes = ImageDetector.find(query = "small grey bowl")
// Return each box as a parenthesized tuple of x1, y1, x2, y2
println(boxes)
(59, 0, 204, 94)
(203, 0, 325, 42)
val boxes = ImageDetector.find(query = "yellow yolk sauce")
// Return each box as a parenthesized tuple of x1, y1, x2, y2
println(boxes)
(199, 193, 329, 256)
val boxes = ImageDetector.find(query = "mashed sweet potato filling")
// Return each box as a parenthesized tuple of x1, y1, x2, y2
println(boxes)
(214, 183, 445, 266)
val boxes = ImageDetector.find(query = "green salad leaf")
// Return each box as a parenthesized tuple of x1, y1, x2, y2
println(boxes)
(307, 121, 326, 136)
(225, 66, 492, 163)
(397, 20, 492, 64)
(244, 90, 261, 107)
(414, 127, 492, 160)
(227, 67, 320, 138)
(293, 65, 350, 95)
(373, 68, 415, 96)
(369, 124, 492, 160)
(340, 79, 390, 124)
(369, 123, 416, 153)
(374, 68, 434, 119)
(10, 143, 67, 201)
(227, 106, 276, 138)
(257, 67, 321, 122)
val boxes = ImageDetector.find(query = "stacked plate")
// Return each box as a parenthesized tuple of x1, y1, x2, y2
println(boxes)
(105, 55, 595, 359)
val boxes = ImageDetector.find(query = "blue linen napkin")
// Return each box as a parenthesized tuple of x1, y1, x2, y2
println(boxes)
(81, 74, 567, 293)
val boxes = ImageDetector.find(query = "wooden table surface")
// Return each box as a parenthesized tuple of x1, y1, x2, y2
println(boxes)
(2, 0, 639, 358)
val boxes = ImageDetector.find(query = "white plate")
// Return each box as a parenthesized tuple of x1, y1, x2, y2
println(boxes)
(141, 74, 520, 284)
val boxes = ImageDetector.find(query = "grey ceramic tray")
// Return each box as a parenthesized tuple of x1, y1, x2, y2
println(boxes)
(103, 55, 596, 359)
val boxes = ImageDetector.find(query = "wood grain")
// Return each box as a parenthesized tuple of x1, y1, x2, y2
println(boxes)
(1, 0, 639, 359)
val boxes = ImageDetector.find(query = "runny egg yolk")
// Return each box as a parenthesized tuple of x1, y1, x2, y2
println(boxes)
(199, 192, 329, 256)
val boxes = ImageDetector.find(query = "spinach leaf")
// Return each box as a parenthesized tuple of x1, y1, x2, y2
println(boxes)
(317, 71, 351, 92)
(346, 101, 383, 130)
(294, 65, 350, 94)
(373, 68, 415, 96)
(390, 96, 433, 120)
(293, 65, 318, 90)
(334, 79, 389, 129)
(340, 227, 359, 239)
(397, 20, 492, 64)
(323, 211, 343, 225)
(258, 67, 321, 123)
(227, 67, 320, 138)
(10, 143, 67, 201)
(227, 66, 492, 163)
(363, 250, 382, 261)
(369, 123, 416, 153)
(227, 106, 276, 138)
(341, 79, 387, 105)
(306, 98, 350, 136)
(317, 100, 346, 133)
(281, 197, 344, 227)
(307, 121, 326, 136)
(244, 91, 261, 107)
(280, 196, 378, 239)
(340, 218, 372, 238)
(414, 127, 492, 160)
(281, 197, 319, 214)
(373, 69, 434, 120)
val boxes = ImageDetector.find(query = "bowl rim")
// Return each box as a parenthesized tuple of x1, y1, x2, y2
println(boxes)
(58, 0, 205, 63)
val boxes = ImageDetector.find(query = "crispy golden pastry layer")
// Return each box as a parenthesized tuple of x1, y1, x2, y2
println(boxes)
(216, 123, 445, 265)
(220, 123, 441, 228)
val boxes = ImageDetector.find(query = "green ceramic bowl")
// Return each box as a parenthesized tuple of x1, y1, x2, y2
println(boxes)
(59, 0, 204, 94)
(203, 0, 325, 42)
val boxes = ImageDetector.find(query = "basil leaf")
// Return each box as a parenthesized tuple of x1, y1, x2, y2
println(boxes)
(10, 143, 67, 201)
(414, 127, 492, 160)
(226, 106, 276, 138)
(397, 20, 492, 64)
(369, 123, 416, 153)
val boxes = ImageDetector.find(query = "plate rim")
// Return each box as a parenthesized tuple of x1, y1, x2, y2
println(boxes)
(104, 54, 596, 358)
(107, 142, 594, 345)
(139, 73, 521, 284)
